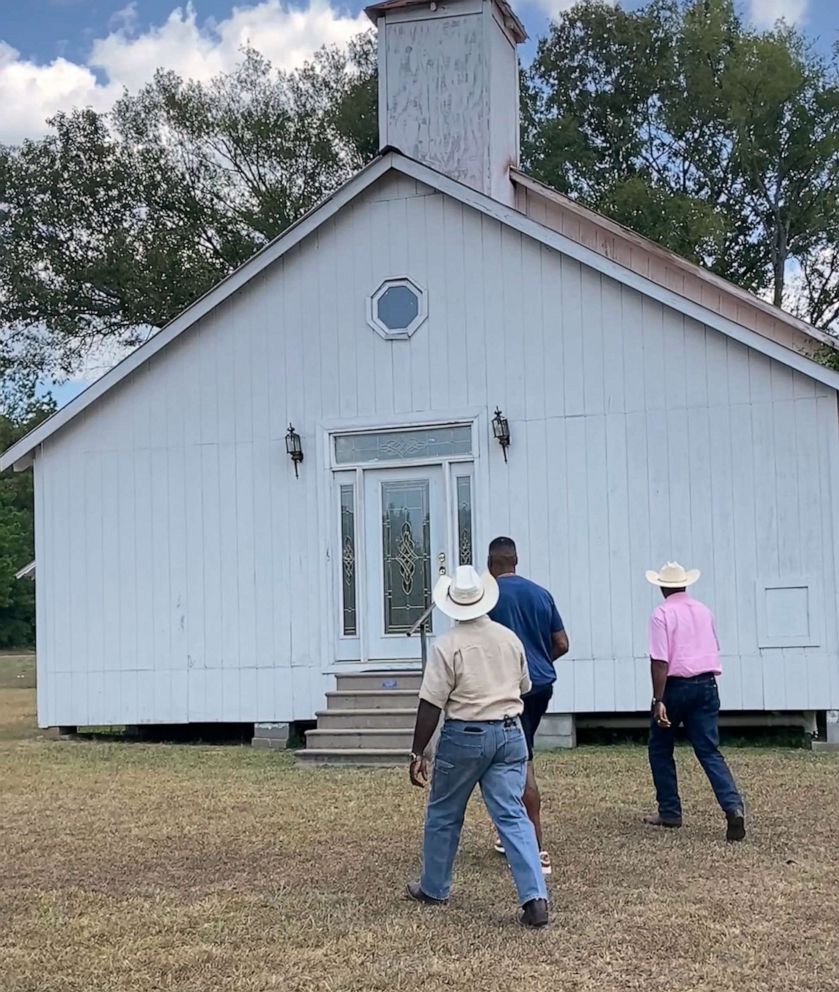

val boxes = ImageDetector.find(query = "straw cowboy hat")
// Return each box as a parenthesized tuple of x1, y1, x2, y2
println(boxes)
(645, 561, 701, 589)
(433, 564, 499, 621)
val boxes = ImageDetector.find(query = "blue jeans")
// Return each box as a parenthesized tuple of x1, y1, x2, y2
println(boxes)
(421, 719, 547, 905)
(649, 675, 743, 820)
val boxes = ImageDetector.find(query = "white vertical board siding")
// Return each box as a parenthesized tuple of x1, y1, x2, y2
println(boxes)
(33, 173, 839, 725)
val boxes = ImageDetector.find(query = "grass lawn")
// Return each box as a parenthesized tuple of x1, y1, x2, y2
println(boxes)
(1, 655, 838, 992)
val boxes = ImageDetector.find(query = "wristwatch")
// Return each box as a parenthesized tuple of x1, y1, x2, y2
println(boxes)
(651, 698, 662, 708)
(409, 752, 423, 763)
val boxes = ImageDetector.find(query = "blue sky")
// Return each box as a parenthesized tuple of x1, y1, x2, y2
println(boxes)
(2, 1, 836, 63)
(1, 0, 834, 149)
(2, 0, 835, 406)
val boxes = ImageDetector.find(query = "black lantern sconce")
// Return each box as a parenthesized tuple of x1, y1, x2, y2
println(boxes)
(492, 407, 511, 462)
(285, 423, 304, 478)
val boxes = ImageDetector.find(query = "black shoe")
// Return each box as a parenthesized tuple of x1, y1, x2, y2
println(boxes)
(405, 882, 447, 905)
(519, 898, 550, 929)
(643, 812, 682, 828)
(726, 809, 746, 843)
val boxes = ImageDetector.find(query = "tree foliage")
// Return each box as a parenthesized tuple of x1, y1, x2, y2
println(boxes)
(523, 0, 839, 325)
(0, 399, 54, 648)
(2, 8, 839, 394)
(0, 35, 377, 386)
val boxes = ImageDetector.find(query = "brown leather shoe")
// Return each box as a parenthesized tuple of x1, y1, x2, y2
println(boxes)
(405, 882, 447, 905)
(643, 812, 682, 828)
(726, 809, 746, 842)
(519, 898, 550, 929)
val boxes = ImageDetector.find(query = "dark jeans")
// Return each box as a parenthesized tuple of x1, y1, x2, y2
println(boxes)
(520, 685, 553, 762)
(649, 674, 743, 819)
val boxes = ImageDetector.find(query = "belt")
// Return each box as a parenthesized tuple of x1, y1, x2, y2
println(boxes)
(667, 673, 717, 684)
(446, 716, 521, 727)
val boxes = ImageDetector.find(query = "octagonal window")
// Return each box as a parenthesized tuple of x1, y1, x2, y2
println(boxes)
(367, 278, 427, 340)
(378, 285, 419, 330)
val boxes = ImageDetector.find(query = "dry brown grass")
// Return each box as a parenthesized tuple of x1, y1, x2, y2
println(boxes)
(1, 664, 837, 992)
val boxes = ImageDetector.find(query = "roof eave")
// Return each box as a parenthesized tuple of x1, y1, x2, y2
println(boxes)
(3, 150, 838, 472)
(510, 168, 839, 356)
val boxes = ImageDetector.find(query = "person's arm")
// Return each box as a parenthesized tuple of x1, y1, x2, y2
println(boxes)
(649, 610, 671, 728)
(409, 699, 442, 786)
(551, 630, 569, 661)
(549, 597, 569, 661)
(650, 659, 670, 727)
(409, 643, 452, 787)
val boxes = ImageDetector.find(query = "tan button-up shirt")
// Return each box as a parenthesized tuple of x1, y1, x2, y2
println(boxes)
(419, 616, 531, 721)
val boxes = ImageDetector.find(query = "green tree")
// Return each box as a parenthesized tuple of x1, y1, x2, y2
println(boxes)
(0, 398, 55, 648)
(0, 35, 377, 387)
(524, 0, 839, 323)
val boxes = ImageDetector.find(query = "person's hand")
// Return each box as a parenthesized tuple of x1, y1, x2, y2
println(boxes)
(409, 756, 428, 788)
(654, 701, 671, 728)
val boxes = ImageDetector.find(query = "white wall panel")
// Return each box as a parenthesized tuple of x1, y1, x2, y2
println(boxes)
(32, 176, 839, 726)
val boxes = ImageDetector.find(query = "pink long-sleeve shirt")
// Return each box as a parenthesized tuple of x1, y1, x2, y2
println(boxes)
(648, 593, 722, 678)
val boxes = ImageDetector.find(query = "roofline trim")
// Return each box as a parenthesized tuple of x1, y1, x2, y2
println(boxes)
(3, 150, 838, 471)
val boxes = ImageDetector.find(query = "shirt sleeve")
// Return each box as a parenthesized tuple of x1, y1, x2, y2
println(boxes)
(419, 641, 455, 710)
(548, 595, 564, 634)
(648, 609, 669, 663)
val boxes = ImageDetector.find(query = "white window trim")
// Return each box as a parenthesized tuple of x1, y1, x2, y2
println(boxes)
(756, 576, 823, 649)
(366, 277, 428, 340)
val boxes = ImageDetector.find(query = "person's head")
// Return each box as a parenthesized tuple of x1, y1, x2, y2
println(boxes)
(645, 562, 699, 599)
(432, 564, 499, 623)
(488, 536, 518, 578)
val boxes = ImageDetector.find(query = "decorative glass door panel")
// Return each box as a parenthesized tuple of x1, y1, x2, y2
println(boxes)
(381, 480, 433, 634)
(365, 467, 446, 660)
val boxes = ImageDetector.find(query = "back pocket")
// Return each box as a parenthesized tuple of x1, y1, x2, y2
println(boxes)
(502, 727, 528, 764)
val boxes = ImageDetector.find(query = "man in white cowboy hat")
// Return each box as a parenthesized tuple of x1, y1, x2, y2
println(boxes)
(644, 562, 746, 842)
(405, 564, 550, 928)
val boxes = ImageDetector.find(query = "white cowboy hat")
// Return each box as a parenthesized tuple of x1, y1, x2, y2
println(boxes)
(645, 561, 701, 589)
(433, 564, 499, 621)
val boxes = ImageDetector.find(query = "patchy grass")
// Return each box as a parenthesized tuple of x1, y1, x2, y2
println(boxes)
(1, 673, 838, 991)
(0, 652, 35, 690)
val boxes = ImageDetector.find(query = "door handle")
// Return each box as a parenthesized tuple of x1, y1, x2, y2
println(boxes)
(438, 552, 447, 575)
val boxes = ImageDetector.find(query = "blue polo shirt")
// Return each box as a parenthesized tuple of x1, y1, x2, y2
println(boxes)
(489, 575, 564, 693)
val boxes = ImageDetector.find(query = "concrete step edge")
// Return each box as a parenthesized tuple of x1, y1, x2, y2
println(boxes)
(306, 728, 411, 738)
(315, 708, 418, 717)
(335, 670, 422, 678)
(326, 690, 419, 697)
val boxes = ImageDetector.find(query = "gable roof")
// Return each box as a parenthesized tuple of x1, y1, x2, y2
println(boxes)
(511, 168, 838, 358)
(3, 150, 839, 471)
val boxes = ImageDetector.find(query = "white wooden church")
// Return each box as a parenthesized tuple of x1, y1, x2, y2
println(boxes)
(4, 0, 839, 758)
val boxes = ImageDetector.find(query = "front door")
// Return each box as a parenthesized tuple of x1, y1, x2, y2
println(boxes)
(364, 466, 448, 660)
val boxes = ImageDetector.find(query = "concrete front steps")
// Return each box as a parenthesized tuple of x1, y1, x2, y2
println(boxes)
(297, 670, 421, 767)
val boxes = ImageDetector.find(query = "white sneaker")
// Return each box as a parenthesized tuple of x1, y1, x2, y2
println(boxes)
(495, 836, 552, 876)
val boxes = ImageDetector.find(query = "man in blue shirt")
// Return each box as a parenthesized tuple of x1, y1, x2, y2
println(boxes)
(488, 537, 569, 875)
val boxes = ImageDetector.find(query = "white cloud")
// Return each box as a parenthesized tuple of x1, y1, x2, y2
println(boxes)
(0, 41, 112, 145)
(526, 0, 588, 18)
(0, 1, 369, 145)
(747, 0, 808, 28)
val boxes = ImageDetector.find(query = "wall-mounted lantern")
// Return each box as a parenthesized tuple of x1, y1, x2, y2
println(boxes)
(285, 423, 304, 478)
(492, 407, 511, 462)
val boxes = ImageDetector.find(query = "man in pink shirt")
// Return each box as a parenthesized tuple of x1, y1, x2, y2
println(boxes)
(644, 562, 745, 842)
